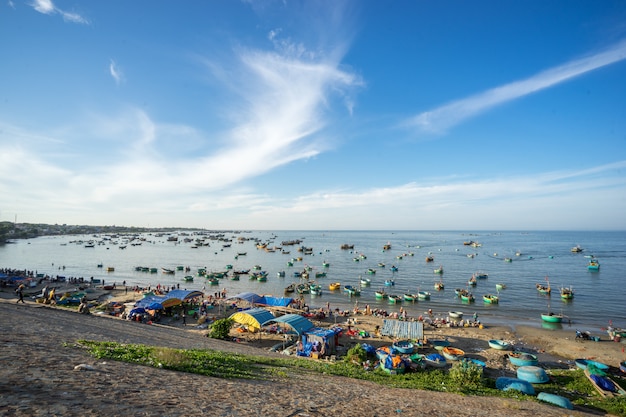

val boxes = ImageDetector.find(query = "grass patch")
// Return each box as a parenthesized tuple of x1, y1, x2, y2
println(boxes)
(76, 340, 626, 416)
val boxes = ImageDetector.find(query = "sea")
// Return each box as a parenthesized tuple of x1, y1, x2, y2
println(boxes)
(2, 230, 624, 334)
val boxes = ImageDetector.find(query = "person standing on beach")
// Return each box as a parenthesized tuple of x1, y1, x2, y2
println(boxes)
(16, 285, 25, 303)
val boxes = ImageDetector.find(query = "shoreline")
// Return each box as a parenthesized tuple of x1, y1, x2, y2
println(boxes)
(3, 280, 626, 371)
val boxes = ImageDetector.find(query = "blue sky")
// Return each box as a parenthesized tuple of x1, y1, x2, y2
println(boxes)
(1, 0, 625, 230)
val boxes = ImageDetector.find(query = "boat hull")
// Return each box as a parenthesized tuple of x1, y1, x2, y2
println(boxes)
(488, 339, 511, 350)
(516, 365, 549, 383)
(508, 352, 539, 367)
(495, 377, 535, 395)
(541, 313, 563, 323)
(442, 347, 465, 361)
(537, 393, 573, 410)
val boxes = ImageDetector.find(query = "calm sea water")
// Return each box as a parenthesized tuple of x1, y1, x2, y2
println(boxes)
(2, 230, 624, 332)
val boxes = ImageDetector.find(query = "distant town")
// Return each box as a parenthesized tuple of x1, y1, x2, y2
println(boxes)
(0, 221, 211, 244)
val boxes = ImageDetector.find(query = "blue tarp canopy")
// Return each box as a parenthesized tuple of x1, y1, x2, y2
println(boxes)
(229, 292, 293, 307)
(135, 289, 203, 309)
(262, 314, 314, 335)
(229, 307, 275, 330)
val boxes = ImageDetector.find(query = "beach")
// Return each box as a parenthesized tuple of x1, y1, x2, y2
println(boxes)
(1, 281, 625, 416)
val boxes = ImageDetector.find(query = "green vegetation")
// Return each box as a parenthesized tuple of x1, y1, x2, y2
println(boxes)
(207, 317, 235, 340)
(75, 340, 626, 416)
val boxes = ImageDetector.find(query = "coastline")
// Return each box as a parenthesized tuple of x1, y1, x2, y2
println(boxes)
(5, 280, 626, 369)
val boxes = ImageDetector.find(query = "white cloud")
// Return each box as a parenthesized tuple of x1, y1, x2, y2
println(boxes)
(109, 59, 123, 85)
(30, 0, 88, 24)
(32, 0, 53, 14)
(408, 39, 626, 134)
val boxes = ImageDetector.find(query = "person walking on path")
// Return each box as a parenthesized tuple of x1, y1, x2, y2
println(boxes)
(16, 285, 25, 303)
(182, 309, 187, 326)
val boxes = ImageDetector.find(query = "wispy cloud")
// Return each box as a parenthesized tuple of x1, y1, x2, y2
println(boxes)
(30, 0, 88, 24)
(407, 39, 626, 135)
(109, 59, 123, 85)
(242, 160, 626, 229)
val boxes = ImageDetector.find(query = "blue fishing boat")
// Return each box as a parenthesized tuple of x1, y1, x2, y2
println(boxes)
(424, 353, 447, 368)
(537, 393, 574, 410)
(392, 340, 414, 354)
(516, 365, 549, 383)
(574, 358, 609, 371)
(488, 339, 512, 350)
(508, 351, 539, 367)
(495, 377, 535, 395)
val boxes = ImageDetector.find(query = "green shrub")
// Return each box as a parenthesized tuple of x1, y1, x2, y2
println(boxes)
(208, 317, 234, 340)
(448, 360, 483, 389)
(344, 344, 368, 365)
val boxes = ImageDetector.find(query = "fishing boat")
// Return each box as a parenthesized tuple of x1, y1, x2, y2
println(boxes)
(620, 360, 626, 374)
(431, 339, 450, 351)
(516, 365, 549, 383)
(381, 352, 407, 374)
(584, 369, 626, 397)
(571, 245, 584, 253)
(403, 293, 417, 302)
(343, 285, 361, 296)
(425, 255, 434, 262)
(433, 265, 444, 274)
(384, 279, 395, 286)
(434, 280, 444, 291)
(328, 282, 341, 291)
(460, 292, 475, 303)
(424, 353, 447, 368)
(461, 357, 486, 369)
(587, 259, 600, 271)
(417, 290, 431, 300)
(467, 276, 477, 287)
(367, 268, 376, 275)
(322, 261, 330, 268)
(574, 359, 609, 371)
(442, 347, 465, 361)
(473, 271, 488, 279)
(374, 289, 387, 299)
(495, 377, 535, 395)
(483, 294, 499, 304)
(560, 286, 574, 300)
(541, 312, 564, 323)
(488, 339, 512, 350)
(183, 275, 194, 282)
(387, 294, 402, 304)
(448, 311, 463, 319)
(161, 268, 175, 274)
(508, 351, 539, 367)
(392, 340, 414, 354)
(284, 283, 296, 293)
(377, 262, 385, 267)
(360, 276, 371, 286)
(495, 283, 506, 291)
(536, 283, 551, 294)
(296, 283, 310, 294)
(390, 265, 399, 272)
(537, 393, 574, 410)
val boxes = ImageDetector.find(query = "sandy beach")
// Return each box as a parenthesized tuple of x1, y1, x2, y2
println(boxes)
(1, 281, 624, 416)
